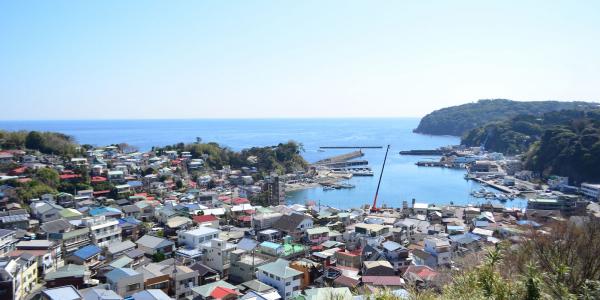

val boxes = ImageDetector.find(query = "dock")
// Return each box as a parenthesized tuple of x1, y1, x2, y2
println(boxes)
(416, 161, 446, 167)
(471, 177, 518, 194)
(320, 146, 383, 149)
(400, 149, 447, 155)
(314, 150, 364, 165)
(323, 159, 368, 168)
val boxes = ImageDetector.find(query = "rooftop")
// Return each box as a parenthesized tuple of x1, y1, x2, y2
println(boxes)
(72, 244, 101, 260)
(42, 286, 83, 300)
(256, 258, 302, 278)
(106, 267, 140, 282)
(182, 226, 220, 237)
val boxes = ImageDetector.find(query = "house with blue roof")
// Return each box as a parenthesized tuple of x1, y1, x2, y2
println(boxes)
(117, 217, 143, 240)
(106, 267, 144, 297)
(89, 207, 124, 219)
(127, 181, 144, 193)
(67, 244, 102, 273)
(259, 241, 284, 256)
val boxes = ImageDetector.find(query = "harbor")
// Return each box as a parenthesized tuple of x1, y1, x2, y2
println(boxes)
(288, 143, 530, 209)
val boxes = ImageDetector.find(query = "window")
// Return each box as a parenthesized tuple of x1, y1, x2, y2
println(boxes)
(285, 282, 290, 286)
(126, 283, 140, 292)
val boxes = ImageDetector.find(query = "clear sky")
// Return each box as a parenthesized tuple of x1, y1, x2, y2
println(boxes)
(1, 1, 599, 120)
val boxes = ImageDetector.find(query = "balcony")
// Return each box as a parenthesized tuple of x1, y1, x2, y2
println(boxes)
(94, 229, 122, 240)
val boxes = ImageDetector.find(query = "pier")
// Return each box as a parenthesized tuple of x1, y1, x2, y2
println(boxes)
(314, 150, 364, 165)
(416, 161, 446, 167)
(470, 176, 519, 195)
(320, 146, 383, 149)
(400, 149, 447, 155)
(323, 159, 369, 168)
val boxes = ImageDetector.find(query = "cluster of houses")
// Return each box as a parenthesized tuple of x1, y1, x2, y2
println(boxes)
(1, 146, 600, 300)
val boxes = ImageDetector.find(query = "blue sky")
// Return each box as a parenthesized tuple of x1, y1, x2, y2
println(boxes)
(1, 1, 599, 120)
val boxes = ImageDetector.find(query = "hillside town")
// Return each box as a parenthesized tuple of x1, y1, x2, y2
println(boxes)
(0, 142, 599, 300)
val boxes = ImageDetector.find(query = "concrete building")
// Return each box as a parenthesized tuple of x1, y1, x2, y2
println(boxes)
(265, 174, 285, 206)
(0, 229, 17, 256)
(200, 239, 237, 278)
(256, 258, 302, 299)
(0, 254, 38, 300)
(228, 249, 273, 284)
(423, 237, 452, 267)
(177, 227, 220, 249)
(581, 183, 600, 201)
(83, 216, 122, 248)
(106, 267, 144, 298)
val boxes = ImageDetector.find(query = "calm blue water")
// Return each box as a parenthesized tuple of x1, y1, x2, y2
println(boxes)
(0, 118, 527, 209)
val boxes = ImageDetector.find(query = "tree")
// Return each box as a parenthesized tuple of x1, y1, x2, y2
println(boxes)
(25, 131, 44, 150)
(152, 252, 165, 262)
(17, 180, 56, 202)
(35, 168, 60, 188)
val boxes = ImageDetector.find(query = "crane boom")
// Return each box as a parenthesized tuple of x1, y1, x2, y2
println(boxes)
(371, 145, 390, 212)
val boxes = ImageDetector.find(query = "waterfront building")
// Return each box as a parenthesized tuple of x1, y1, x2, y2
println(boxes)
(265, 174, 285, 206)
(581, 183, 600, 201)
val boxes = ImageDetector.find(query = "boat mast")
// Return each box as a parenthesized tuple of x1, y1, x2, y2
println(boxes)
(371, 145, 390, 212)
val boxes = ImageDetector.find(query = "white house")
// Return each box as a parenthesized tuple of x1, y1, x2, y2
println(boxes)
(105, 267, 144, 297)
(177, 227, 220, 249)
(412, 203, 429, 215)
(199, 238, 237, 277)
(256, 258, 302, 299)
(82, 216, 122, 248)
(423, 237, 452, 266)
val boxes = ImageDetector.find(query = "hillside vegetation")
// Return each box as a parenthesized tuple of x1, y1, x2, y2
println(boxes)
(0, 130, 80, 156)
(461, 109, 600, 184)
(154, 140, 308, 176)
(414, 99, 598, 136)
(377, 219, 600, 300)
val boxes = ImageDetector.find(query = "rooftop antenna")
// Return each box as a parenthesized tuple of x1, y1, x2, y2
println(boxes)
(370, 145, 390, 213)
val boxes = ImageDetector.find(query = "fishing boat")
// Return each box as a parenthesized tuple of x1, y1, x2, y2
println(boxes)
(339, 183, 355, 189)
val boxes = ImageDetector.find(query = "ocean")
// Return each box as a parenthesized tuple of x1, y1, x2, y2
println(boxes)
(0, 118, 527, 209)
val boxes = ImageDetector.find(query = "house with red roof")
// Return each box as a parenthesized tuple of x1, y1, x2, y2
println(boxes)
(403, 265, 439, 286)
(8, 166, 27, 176)
(193, 214, 219, 228)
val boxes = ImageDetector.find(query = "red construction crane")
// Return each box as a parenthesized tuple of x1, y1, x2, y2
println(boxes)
(370, 144, 390, 212)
